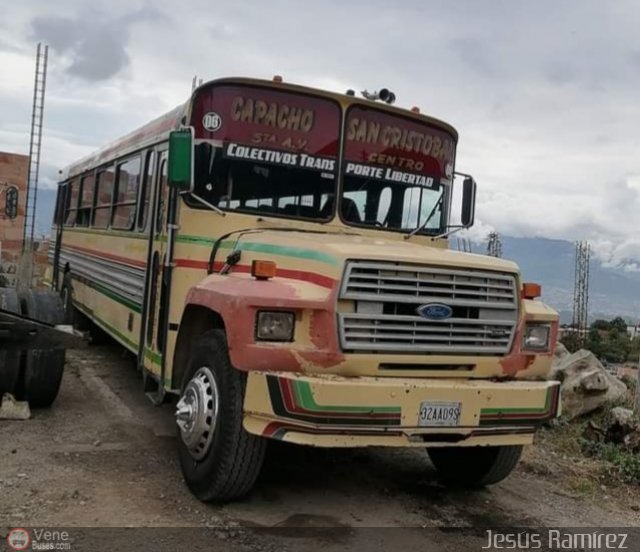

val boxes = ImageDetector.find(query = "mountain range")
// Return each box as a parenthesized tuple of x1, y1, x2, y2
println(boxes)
(33, 190, 639, 323)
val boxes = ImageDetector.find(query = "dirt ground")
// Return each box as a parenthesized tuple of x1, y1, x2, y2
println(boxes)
(1, 343, 639, 551)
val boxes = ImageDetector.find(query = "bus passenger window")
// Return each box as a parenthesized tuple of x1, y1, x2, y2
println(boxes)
(137, 150, 155, 231)
(76, 174, 94, 227)
(112, 156, 141, 230)
(93, 167, 115, 228)
(64, 180, 79, 226)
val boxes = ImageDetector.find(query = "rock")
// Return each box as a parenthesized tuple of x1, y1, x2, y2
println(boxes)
(549, 349, 627, 420)
(604, 406, 639, 446)
(0, 394, 31, 420)
(624, 430, 640, 452)
(582, 420, 605, 442)
(610, 407, 635, 428)
(554, 342, 570, 362)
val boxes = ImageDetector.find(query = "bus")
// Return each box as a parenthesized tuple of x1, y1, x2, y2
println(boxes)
(49, 76, 560, 502)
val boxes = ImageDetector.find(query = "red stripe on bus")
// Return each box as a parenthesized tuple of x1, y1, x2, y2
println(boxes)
(174, 259, 336, 289)
(64, 243, 146, 269)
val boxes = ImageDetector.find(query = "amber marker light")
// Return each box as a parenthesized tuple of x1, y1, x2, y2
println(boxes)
(522, 282, 542, 299)
(252, 260, 277, 280)
(273, 75, 283, 83)
(411, 106, 421, 113)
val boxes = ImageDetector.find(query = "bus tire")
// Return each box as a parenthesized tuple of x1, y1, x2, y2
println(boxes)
(177, 329, 266, 502)
(19, 289, 66, 408)
(427, 445, 523, 487)
(0, 287, 22, 397)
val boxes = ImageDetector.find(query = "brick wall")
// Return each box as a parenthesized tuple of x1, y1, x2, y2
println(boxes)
(0, 151, 29, 287)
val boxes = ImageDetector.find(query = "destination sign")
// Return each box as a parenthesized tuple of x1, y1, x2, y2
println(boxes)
(192, 84, 340, 160)
(344, 106, 457, 179)
(224, 143, 336, 172)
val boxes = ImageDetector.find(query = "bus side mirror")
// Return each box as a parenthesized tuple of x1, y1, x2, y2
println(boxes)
(460, 177, 476, 228)
(168, 129, 193, 191)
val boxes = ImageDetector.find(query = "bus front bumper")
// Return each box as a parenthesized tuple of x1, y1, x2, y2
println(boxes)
(243, 372, 560, 447)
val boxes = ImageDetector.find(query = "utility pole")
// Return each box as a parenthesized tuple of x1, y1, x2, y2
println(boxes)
(486, 231, 503, 258)
(456, 237, 471, 253)
(572, 241, 591, 347)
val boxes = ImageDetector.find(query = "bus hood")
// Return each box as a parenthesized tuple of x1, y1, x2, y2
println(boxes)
(235, 229, 520, 277)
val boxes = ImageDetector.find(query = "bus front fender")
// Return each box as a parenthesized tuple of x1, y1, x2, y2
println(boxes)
(182, 273, 342, 373)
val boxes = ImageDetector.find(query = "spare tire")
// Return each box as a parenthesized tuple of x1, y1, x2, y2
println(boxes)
(0, 287, 22, 397)
(18, 289, 66, 408)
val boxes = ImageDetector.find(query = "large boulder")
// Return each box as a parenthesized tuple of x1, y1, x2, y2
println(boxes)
(553, 341, 571, 362)
(549, 347, 627, 420)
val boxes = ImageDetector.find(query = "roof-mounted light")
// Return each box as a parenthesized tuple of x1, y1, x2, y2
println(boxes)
(361, 88, 396, 105)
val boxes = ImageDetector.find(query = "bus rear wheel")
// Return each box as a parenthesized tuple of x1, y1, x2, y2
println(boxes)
(0, 287, 22, 398)
(18, 289, 66, 408)
(427, 445, 523, 487)
(176, 330, 266, 502)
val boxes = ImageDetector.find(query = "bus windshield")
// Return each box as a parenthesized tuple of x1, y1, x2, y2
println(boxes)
(189, 85, 340, 220)
(341, 105, 456, 235)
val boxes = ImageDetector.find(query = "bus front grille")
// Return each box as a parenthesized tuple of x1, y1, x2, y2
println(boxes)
(338, 261, 518, 355)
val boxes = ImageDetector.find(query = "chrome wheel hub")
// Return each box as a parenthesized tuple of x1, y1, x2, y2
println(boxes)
(176, 366, 219, 460)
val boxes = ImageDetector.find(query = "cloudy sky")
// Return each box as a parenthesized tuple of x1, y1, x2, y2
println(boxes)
(1, 0, 640, 266)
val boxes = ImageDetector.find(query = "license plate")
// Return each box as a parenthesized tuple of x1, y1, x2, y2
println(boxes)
(418, 401, 462, 427)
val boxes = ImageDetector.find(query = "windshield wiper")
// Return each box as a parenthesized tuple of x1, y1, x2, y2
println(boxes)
(404, 191, 444, 240)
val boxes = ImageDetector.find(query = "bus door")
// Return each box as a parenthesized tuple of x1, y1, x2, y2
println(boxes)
(139, 148, 171, 399)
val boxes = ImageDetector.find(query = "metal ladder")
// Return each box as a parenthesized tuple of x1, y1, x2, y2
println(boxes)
(22, 42, 49, 251)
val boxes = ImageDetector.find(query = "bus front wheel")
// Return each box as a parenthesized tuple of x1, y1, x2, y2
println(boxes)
(427, 445, 523, 487)
(176, 329, 266, 502)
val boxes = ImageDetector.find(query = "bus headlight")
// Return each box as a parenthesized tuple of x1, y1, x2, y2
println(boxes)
(522, 324, 551, 351)
(256, 311, 295, 342)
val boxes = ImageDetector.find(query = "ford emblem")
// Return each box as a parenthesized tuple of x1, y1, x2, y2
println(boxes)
(417, 303, 453, 321)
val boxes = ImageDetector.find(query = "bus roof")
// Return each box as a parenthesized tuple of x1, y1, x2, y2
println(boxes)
(59, 77, 458, 182)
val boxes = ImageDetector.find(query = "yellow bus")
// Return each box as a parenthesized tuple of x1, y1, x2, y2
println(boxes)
(50, 76, 560, 502)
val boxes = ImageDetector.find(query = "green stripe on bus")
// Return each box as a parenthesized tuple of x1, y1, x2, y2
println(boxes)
(90, 280, 142, 314)
(144, 347, 163, 366)
(175, 235, 339, 266)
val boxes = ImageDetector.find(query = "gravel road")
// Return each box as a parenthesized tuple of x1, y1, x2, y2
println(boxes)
(1, 344, 638, 551)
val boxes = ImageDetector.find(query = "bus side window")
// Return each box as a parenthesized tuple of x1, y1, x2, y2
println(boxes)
(64, 180, 79, 226)
(137, 150, 155, 232)
(93, 166, 115, 228)
(112, 156, 141, 230)
(76, 174, 95, 227)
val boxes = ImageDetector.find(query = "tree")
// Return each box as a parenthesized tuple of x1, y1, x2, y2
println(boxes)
(591, 319, 611, 331)
(609, 316, 628, 334)
(562, 331, 582, 353)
